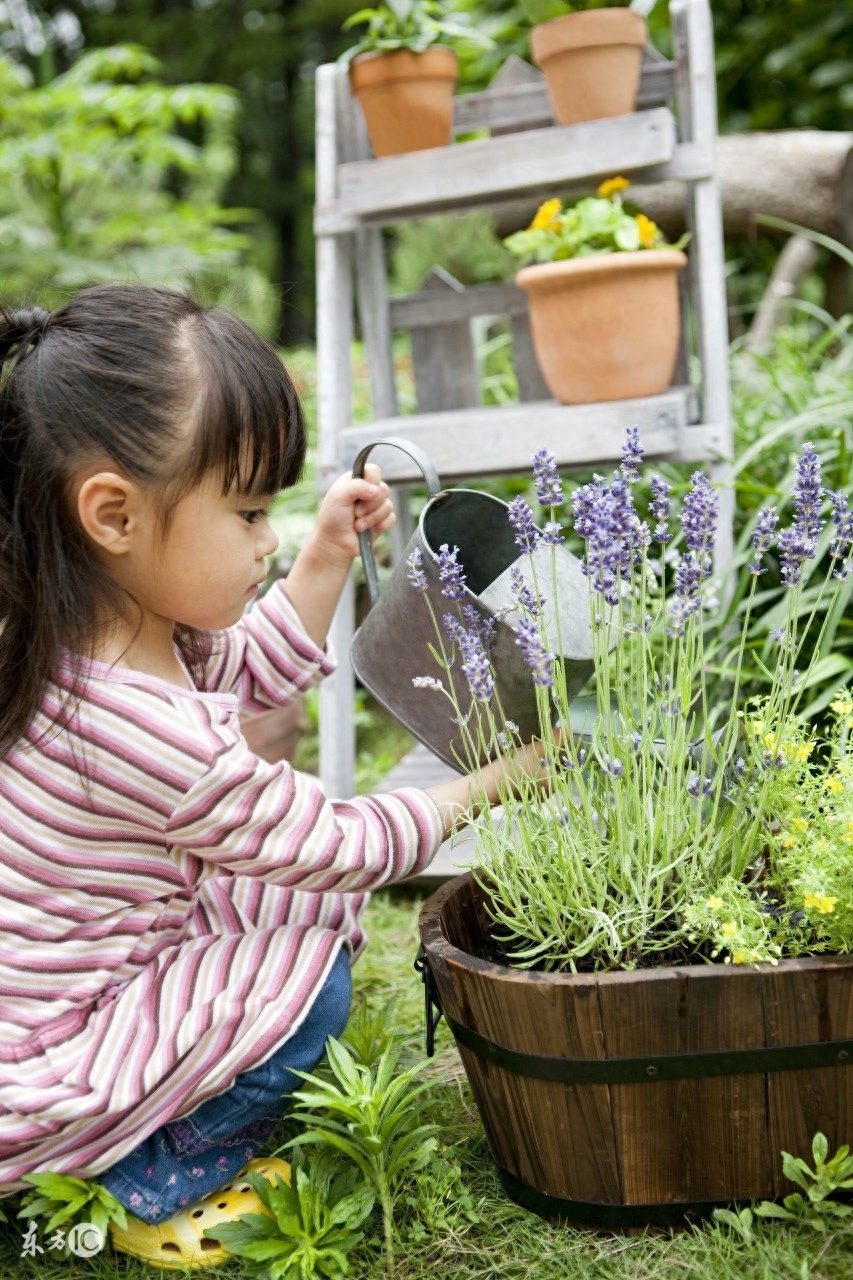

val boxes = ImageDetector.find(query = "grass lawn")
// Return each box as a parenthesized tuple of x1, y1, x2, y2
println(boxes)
(4, 887, 853, 1279)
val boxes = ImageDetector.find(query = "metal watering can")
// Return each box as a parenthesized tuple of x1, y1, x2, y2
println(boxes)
(350, 438, 598, 773)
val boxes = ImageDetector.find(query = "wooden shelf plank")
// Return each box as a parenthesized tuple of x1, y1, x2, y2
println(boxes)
(450, 53, 675, 136)
(318, 389, 730, 489)
(317, 108, 676, 232)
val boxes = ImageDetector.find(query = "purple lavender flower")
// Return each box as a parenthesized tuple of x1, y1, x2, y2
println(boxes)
(541, 521, 564, 546)
(827, 488, 853, 580)
(510, 564, 543, 617)
(532, 449, 565, 508)
(442, 612, 466, 646)
(458, 628, 494, 701)
(462, 603, 496, 647)
(650, 475, 671, 544)
(572, 475, 605, 539)
(735, 757, 746, 776)
(792, 442, 823, 541)
(681, 471, 718, 561)
(507, 497, 540, 554)
(514, 617, 554, 687)
(778, 443, 825, 587)
(579, 476, 640, 605)
(666, 552, 702, 637)
(620, 426, 644, 483)
(438, 543, 466, 600)
(406, 548, 428, 592)
(747, 506, 778, 576)
(687, 774, 701, 798)
(602, 754, 624, 778)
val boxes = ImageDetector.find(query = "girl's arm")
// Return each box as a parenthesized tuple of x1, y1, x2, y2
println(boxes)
(285, 464, 394, 649)
(426, 737, 551, 841)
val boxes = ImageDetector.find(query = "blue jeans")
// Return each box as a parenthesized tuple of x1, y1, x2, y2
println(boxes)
(100, 948, 351, 1222)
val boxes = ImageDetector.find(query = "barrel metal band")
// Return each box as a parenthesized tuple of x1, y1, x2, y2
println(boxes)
(497, 1165, 745, 1228)
(444, 1011, 853, 1083)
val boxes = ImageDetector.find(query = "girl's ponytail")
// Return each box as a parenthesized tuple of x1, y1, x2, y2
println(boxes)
(0, 307, 51, 365)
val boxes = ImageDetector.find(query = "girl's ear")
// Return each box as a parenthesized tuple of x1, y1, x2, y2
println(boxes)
(76, 471, 140, 556)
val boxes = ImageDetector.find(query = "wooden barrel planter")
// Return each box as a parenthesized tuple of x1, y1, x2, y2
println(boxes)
(418, 873, 853, 1229)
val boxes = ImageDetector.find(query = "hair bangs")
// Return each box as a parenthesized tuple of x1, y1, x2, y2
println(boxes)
(184, 308, 307, 498)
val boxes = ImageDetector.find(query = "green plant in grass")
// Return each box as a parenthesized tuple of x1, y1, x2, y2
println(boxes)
(210, 1149, 373, 1280)
(287, 1037, 438, 1275)
(17, 1173, 126, 1248)
(715, 1132, 853, 1239)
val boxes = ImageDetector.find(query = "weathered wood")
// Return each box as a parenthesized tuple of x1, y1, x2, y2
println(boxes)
(746, 235, 819, 356)
(631, 132, 853, 243)
(450, 47, 675, 137)
(390, 281, 528, 329)
(423, 874, 623, 1205)
(319, 388, 715, 491)
(315, 64, 358, 799)
(509, 309, 551, 402)
(421, 873, 853, 1220)
(761, 957, 853, 1196)
(324, 108, 677, 228)
(409, 268, 479, 413)
(597, 966, 770, 1203)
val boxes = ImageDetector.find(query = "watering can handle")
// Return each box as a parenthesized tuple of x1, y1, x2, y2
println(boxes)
(351, 437, 442, 607)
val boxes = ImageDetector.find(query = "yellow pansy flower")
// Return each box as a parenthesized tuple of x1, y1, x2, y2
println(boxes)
(826, 776, 843, 794)
(792, 817, 810, 831)
(750, 720, 764, 736)
(794, 743, 814, 761)
(596, 176, 630, 198)
(707, 896, 724, 910)
(636, 214, 658, 247)
(732, 950, 748, 965)
(831, 698, 853, 717)
(804, 892, 838, 915)
(530, 198, 561, 231)
(721, 922, 738, 939)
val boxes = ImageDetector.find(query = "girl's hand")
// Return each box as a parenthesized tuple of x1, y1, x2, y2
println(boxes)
(312, 464, 395, 566)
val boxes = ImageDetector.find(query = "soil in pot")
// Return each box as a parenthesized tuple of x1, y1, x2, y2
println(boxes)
(349, 47, 458, 158)
(516, 248, 687, 404)
(530, 9, 647, 127)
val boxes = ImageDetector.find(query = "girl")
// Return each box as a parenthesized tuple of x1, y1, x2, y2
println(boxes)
(0, 284, 539, 1266)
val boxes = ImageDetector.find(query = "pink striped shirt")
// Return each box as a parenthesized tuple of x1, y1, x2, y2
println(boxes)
(0, 581, 442, 1189)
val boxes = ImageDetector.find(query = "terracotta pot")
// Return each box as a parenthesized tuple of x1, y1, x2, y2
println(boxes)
(530, 9, 647, 126)
(419, 872, 853, 1228)
(349, 46, 458, 158)
(515, 248, 687, 404)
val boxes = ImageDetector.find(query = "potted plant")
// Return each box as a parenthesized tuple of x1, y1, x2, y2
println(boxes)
(413, 433, 853, 1225)
(340, 0, 489, 158)
(526, 0, 650, 126)
(504, 177, 688, 403)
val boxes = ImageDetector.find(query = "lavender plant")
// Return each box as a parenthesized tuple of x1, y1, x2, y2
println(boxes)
(407, 431, 853, 971)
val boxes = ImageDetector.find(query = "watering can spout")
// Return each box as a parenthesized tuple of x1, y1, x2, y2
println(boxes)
(350, 438, 597, 772)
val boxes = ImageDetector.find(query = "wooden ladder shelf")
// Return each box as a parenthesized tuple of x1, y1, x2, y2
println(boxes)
(313, 0, 733, 810)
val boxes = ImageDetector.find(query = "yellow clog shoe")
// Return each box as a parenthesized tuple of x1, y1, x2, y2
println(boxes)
(109, 1156, 291, 1270)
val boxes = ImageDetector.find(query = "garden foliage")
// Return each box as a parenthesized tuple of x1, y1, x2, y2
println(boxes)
(0, 43, 276, 332)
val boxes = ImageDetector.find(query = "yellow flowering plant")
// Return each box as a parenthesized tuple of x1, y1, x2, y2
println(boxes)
(684, 696, 853, 965)
(503, 176, 688, 264)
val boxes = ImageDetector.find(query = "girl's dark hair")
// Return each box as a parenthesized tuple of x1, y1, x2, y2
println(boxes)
(0, 284, 306, 758)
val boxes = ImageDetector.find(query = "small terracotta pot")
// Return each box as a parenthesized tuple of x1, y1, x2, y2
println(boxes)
(349, 46, 458, 158)
(530, 9, 647, 126)
(515, 249, 687, 405)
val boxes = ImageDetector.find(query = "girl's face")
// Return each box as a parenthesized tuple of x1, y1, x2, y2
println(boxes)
(138, 470, 280, 631)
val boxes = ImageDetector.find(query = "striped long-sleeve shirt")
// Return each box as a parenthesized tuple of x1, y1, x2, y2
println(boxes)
(0, 581, 443, 1189)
